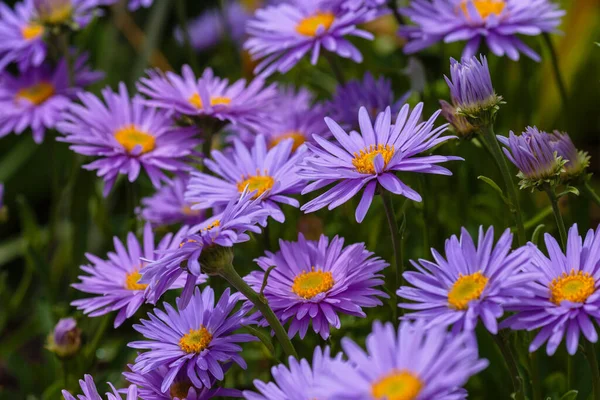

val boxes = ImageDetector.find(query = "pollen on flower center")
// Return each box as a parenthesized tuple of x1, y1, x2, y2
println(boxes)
(179, 326, 213, 353)
(371, 370, 423, 400)
(202, 219, 221, 232)
(114, 124, 156, 154)
(237, 174, 275, 198)
(169, 380, 193, 399)
(448, 271, 488, 310)
(352, 144, 395, 174)
(16, 81, 55, 105)
(21, 23, 44, 40)
(550, 269, 595, 305)
(292, 267, 334, 299)
(124, 270, 148, 291)
(460, 0, 506, 20)
(270, 131, 306, 151)
(188, 93, 232, 109)
(296, 11, 335, 37)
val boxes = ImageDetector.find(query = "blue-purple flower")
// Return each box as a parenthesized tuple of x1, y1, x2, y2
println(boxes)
(129, 286, 255, 393)
(548, 130, 590, 180)
(398, 226, 535, 334)
(300, 104, 460, 223)
(46, 317, 81, 357)
(62, 374, 137, 400)
(245, 233, 388, 339)
(58, 83, 200, 196)
(244, 0, 376, 77)
(320, 320, 488, 399)
(400, 0, 565, 62)
(502, 224, 600, 356)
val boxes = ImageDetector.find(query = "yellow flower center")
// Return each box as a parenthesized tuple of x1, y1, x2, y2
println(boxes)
(237, 174, 275, 198)
(460, 0, 505, 20)
(169, 381, 193, 399)
(21, 23, 44, 40)
(124, 270, 148, 291)
(270, 131, 306, 152)
(296, 11, 335, 37)
(38, 2, 73, 24)
(352, 144, 395, 174)
(550, 269, 595, 305)
(16, 82, 55, 105)
(292, 267, 334, 299)
(202, 219, 221, 232)
(371, 370, 423, 400)
(182, 205, 201, 216)
(448, 271, 489, 310)
(179, 327, 213, 353)
(188, 93, 232, 109)
(114, 124, 156, 154)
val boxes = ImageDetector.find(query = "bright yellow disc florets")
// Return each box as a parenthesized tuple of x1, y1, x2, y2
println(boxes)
(550, 269, 595, 305)
(448, 271, 489, 310)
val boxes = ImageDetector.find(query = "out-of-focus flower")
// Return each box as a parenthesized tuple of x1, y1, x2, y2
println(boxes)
(186, 135, 305, 223)
(439, 99, 476, 138)
(58, 83, 200, 197)
(548, 131, 590, 181)
(320, 320, 488, 399)
(62, 374, 137, 400)
(71, 223, 207, 328)
(0, 55, 101, 143)
(137, 66, 277, 133)
(130, 287, 255, 393)
(398, 226, 535, 334)
(400, 0, 565, 62)
(127, 0, 153, 10)
(300, 104, 460, 223)
(244, 0, 376, 77)
(33, 0, 103, 28)
(46, 317, 81, 358)
(502, 224, 600, 355)
(243, 347, 345, 399)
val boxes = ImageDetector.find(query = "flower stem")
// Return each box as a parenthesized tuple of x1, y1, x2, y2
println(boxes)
(57, 32, 73, 87)
(324, 52, 345, 86)
(175, 0, 199, 73)
(542, 185, 567, 249)
(542, 33, 568, 111)
(583, 181, 600, 207)
(480, 124, 526, 245)
(585, 340, 600, 400)
(219, 262, 298, 359)
(380, 189, 403, 320)
(387, 0, 405, 25)
(492, 332, 525, 400)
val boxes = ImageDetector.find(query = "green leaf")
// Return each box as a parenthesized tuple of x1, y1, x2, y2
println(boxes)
(557, 186, 580, 198)
(531, 224, 545, 246)
(478, 176, 511, 206)
(559, 390, 578, 400)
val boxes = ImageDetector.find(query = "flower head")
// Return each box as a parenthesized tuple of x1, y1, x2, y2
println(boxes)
(62, 374, 137, 400)
(58, 83, 200, 196)
(0, 55, 101, 143)
(400, 0, 565, 62)
(439, 99, 476, 138)
(245, 233, 388, 339)
(33, 0, 102, 28)
(300, 104, 460, 223)
(186, 134, 305, 223)
(502, 224, 600, 355)
(320, 320, 488, 399)
(137, 66, 277, 132)
(244, 0, 376, 77)
(130, 286, 255, 393)
(46, 317, 81, 357)
(398, 226, 535, 334)
(548, 131, 590, 181)
(127, 0, 153, 10)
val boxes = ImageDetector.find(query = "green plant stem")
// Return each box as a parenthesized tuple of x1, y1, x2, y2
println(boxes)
(380, 190, 402, 321)
(324, 52, 345, 85)
(175, 0, 199, 73)
(492, 332, 524, 400)
(480, 124, 526, 245)
(542, 33, 568, 111)
(542, 185, 567, 249)
(528, 340, 542, 400)
(583, 181, 600, 207)
(567, 355, 573, 393)
(201, 125, 214, 171)
(585, 340, 600, 400)
(386, 0, 404, 25)
(219, 262, 298, 358)
(58, 32, 73, 86)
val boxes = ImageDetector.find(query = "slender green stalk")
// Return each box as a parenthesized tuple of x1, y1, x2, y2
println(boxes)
(324, 52, 345, 85)
(528, 339, 542, 400)
(584, 181, 600, 207)
(542, 33, 568, 111)
(219, 262, 298, 358)
(567, 355, 573, 393)
(201, 125, 214, 171)
(175, 0, 199, 73)
(542, 185, 567, 249)
(585, 340, 600, 400)
(492, 332, 525, 400)
(58, 32, 73, 86)
(386, 0, 405, 25)
(380, 190, 403, 321)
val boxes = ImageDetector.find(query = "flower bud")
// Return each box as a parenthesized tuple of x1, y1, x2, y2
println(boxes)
(34, 0, 73, 25)
(439, 100, 477, 139)
(46, 317, 81, 358)
(548, 131, 590, 182)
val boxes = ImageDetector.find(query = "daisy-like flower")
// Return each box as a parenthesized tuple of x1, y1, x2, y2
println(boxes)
(33, 0, 103, 28)
(243, 346, 345, 400)
(71, 223, 207, 328)
(62, 374, 137, 400)
(139, 175, 205, 227)
(502, 224, 600, 355)
(58, 83, 200, 196)
(244, 0, 376, 77)
(140, 190, 269, 308)
(186, 135, 305, 223)
(137, 66, 277, 133)
(548, 130, 590, 181)
(0, 55, 102, 143)
(327, 72, 410, 130)
(130, 286, 256, 393)
(397, 226, 535, 334)
(245, 233, 388, 339)
(321, 320, 489, 399)
(400, 0, 565, 62)
(300, 104, 460, 223)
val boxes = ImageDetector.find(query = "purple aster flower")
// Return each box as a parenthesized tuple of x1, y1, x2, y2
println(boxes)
(320, 320, 488, 399)
(57, 83, 200, 196)
(128, 0, 153, 10)
(0, 55, 102, 143)
(439, 99, 476, 138)
(244, 0, 376, 77)
(300, 104, 460, 223)
(0, 0, 47, 71)
(186, 135, 305, 223)
(327, 72, 410, 130)
(33, 0, 103, 28)
(398, 226, 536, 334)
(244, 233, 388, 339)
(548, 130, 590, 180)
(141, 190, 269, 308)
(62, 374, 137, 400)
(71, 223, 207, 328)
(129, 286, 256, 393)
(502, 224, 600, 355)
(243, 346, 345, 400)
(137, 66, 277, 133)
(400, 0, 565, 62)
(46, 317, 81, 357)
